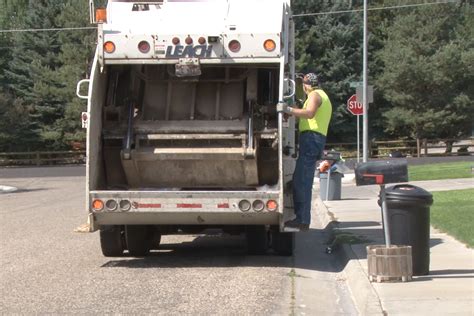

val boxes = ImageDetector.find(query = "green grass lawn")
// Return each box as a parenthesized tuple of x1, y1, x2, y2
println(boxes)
(409, 161, 474, 181)
(431, 189, 473, 248)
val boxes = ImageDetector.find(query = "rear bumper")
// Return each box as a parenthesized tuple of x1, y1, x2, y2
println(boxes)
(89, 190, 281, 226)
(94, 211, 279, 226)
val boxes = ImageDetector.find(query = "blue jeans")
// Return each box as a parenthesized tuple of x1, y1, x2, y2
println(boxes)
(292, 131, 326, 225)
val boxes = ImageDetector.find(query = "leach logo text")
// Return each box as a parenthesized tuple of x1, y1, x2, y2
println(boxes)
(166, 45, 213, 58)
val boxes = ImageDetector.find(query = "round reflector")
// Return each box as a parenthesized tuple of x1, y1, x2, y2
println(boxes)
(185, 36, 193, 45)
(104, 41, 115, 54)
(172, 37, 180, 45)
(105, 199, 118, 211)
(198, 37, 206, 45)
(92, 199, 104, 211)
(228, 40, 241, 53)
(266, 200, 278, 212)
(120, 200, 132, 212)
(264, 39, 276, 52)
(238, 200, 251, 212)
(138, 41, 150, 53)
(252, 200, 265, 212)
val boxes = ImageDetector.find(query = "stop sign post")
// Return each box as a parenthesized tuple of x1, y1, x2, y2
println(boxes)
(347, 94, 363, 161)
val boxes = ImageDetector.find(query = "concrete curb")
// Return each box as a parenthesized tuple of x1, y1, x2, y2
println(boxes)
(0, 185, 18, 194)
(315, 197, 385, 316)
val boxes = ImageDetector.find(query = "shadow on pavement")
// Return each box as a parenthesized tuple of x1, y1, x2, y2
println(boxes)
(412, 269, 474, 281)
(429, 238, 444, 248)
(100, 223, 346, 273)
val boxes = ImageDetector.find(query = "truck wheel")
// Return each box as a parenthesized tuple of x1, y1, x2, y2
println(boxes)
(100, 225, 125, 257)
(246, 225, 268, 255)
(272, 231, 295, 256)
(125, 225, 154, 257)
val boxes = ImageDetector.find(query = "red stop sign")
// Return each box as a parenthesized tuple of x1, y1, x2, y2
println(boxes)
(347, 94, 363, 115)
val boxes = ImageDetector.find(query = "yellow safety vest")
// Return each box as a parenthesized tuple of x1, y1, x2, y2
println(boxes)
(299, 89, 332, 136)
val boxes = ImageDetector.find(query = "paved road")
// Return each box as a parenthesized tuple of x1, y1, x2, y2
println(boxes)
(0, 168, 356, 315)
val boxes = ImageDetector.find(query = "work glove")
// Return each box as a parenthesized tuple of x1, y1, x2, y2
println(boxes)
(276, 102, 293, 114)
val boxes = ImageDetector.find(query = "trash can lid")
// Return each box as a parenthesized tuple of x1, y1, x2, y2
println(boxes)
(384, 184, 433, 205)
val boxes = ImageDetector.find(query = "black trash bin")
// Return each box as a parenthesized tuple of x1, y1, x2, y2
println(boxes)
(380, 184, 434, 276)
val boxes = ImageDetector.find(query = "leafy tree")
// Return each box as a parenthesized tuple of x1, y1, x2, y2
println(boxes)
(376, 4, 474, 150)
(0, 0, 31, 151)
(0, 0, 28, 88)
(54, 0, 95, 146)
(5, 0, 66, 148)
(3, 0, 94, 150)
(293, 1, 364, 143)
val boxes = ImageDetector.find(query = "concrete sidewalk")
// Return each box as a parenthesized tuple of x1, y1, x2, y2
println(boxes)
(315, 177, 474, 315)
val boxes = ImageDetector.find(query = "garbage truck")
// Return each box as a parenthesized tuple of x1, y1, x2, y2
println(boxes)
(77, 0, 298, 257)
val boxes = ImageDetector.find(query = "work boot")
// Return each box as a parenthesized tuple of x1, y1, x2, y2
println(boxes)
(299, 223, 310, 231)
(284, 219, 310, 232)
(284, 219, 300, 232)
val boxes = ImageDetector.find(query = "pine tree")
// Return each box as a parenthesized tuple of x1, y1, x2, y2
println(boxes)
(293, 0, 364, 142)
(376, 4, 474, 147)
(55, 0, 95, 146)
(0, 0, 34, 151)
(5, 0, 66, 149)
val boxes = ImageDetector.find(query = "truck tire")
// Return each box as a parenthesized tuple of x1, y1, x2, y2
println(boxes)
(272, 230, 295, 256)
(246, 225, 268, 255)
(100, 225, 125, 257)
(125, 225, 154, 257)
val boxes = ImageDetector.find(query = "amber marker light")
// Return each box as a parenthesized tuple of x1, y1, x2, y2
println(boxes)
(266, 200, 278, 212)
(263, 39, 276, 52)
(92, 199, 104, 211)
(104, 41, 116, 54)
(95, 8, 107, 23)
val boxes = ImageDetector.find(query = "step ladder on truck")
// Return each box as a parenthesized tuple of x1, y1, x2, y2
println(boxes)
(77, 0, 299, 256)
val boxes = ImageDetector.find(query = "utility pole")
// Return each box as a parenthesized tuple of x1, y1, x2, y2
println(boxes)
(362, 0, 369, 162)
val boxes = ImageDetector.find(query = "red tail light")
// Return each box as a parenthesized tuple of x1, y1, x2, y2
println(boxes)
(198, 37, 206, 45)
(266, 200, 278, 212)
(228, 40, 241, 53)
(185, 36, 193, 45)
(172, 37, 180, 45)
(138, 41, 150, 53)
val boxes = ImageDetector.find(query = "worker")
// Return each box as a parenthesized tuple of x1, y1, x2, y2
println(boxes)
(277, 73, 333, 231)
